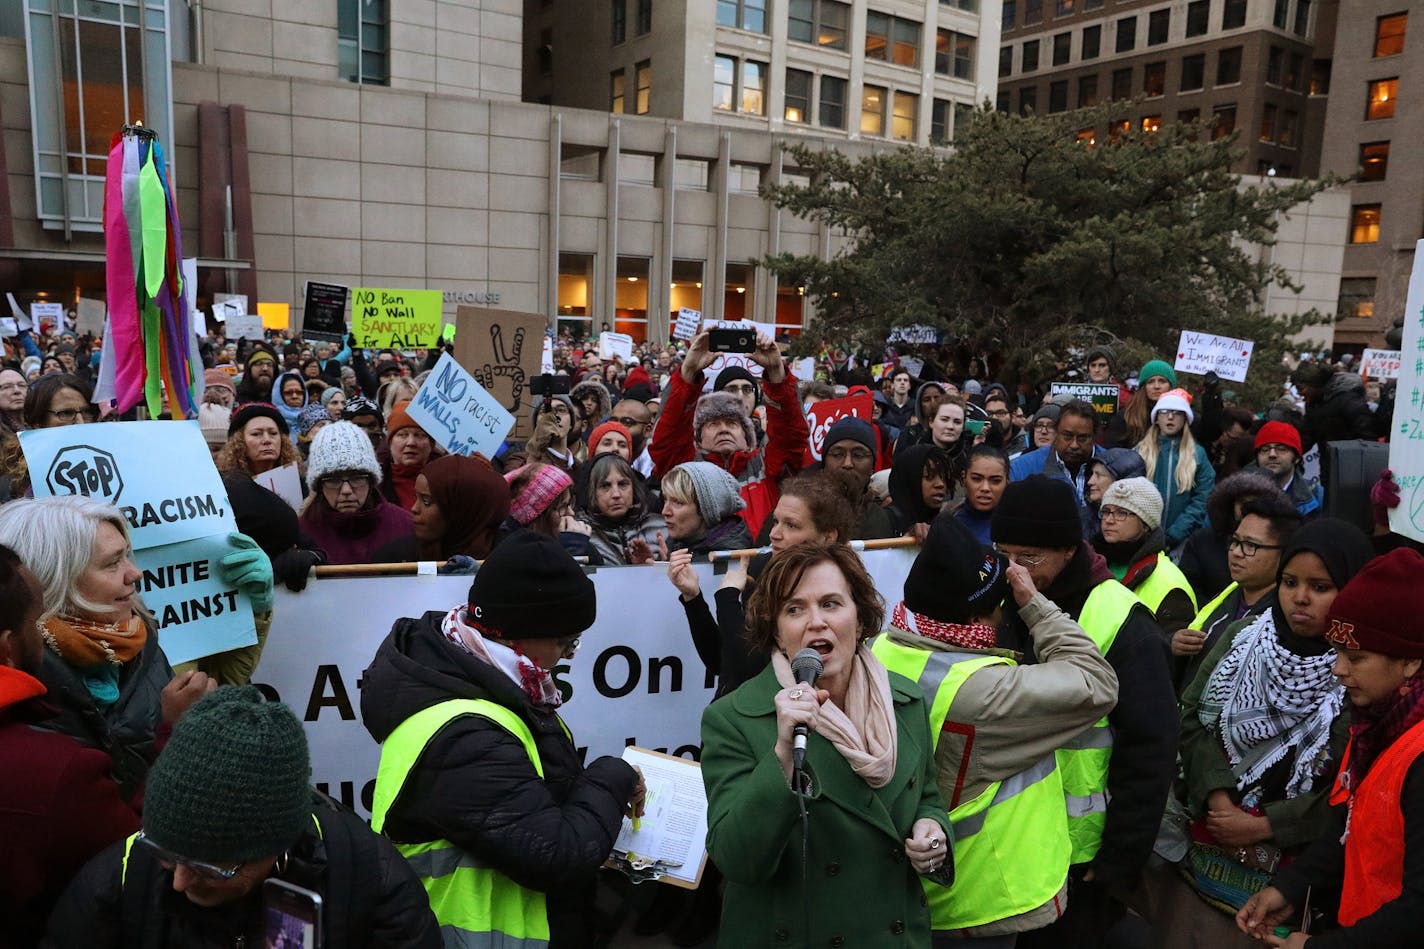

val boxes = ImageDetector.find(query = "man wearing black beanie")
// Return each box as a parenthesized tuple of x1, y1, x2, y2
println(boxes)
(994, 477, 1178, 949)
(360, 530, 644, 949)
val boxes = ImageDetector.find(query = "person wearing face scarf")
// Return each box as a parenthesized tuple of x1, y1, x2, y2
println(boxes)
(1155, 518, 1375, 948)
(1239, 549, 1424, 949)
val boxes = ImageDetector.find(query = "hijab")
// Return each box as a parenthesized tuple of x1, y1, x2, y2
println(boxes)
(420, 454, 509, 560)
(1273, 517, 1375, 653)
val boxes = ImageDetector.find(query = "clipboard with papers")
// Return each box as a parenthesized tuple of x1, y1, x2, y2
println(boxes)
(604, 747, 709, 889)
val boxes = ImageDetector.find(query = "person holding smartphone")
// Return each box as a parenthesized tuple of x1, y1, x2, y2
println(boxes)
(46, 686, 440, 948)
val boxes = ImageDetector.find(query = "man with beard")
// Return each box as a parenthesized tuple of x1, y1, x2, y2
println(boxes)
(611, 397, 655, 477)
(233, 345, 278, 406)
(819, 417, 895, 539)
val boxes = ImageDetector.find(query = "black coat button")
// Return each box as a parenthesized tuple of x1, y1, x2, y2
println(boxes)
(891, 919, 906, 934)
(774, 927, 789, 941)
(826, 861, 841, 876)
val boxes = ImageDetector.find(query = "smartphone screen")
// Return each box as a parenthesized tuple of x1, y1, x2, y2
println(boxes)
(263, 879, 322, 949)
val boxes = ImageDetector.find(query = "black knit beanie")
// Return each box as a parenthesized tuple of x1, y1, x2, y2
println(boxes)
(467, 529, 596, 639)
(991, 475, 1082, 549)
(904, 515, 1010, 623)
(142, 687, 312, 862)
(822, 417, 877, 460)
(228, 401, 290, 437)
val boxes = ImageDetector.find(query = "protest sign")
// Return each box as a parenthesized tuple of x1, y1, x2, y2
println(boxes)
(6, 293, 31, 330)
(351, 288, 442, 349)
(899, 356, 925, 378)
(257, 302, 290, 330)
(805, 391, 876, 462)
(599, 332, 634, 363)
(1361, 348, 1402, 380)
(31, 302, 64, 335)
(76, 298, 107, 337)
(251, 548, 917, 818)
(301, 281, 350, 343)
(407, 352, 516, 459)
(673, 307, 701, 341)
(180, 260, 204, 338)
(541, 335, 554, 372)
(888, 325, 941, 345)
(1050, 382, 1121, 424)
(0, 318, 15, 338)
(1388, 239, 1424, 544)
(213, 293, 247, 317)
(20, 420, 255, 663)
(253, 463, 304, 511)
(1174, 330, 1254, 383)
(453, 306, 546, 441)
(792, 357, 817, 381)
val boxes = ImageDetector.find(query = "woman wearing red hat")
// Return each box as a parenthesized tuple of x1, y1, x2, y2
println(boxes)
(1238, 548, 1424, 947)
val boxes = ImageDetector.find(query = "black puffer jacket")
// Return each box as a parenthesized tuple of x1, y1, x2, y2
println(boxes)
(1301, 371, 1375, 451)
(360, 611, 637, 949)
(44, 796, 440, 949)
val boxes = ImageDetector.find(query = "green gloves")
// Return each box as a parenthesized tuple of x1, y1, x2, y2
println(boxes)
(220, 532, 275, 615)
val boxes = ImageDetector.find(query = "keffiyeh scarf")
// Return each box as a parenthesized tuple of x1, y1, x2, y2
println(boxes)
(1198, 609, 1342, 797)
(441, 606, 563, 709)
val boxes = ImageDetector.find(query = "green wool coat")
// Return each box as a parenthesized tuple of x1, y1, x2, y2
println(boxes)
(701, 662, 952, 948)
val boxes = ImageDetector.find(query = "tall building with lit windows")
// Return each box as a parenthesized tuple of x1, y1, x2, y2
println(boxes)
(1318, 4, 1421, 349)
(995, 0, 1337, 178)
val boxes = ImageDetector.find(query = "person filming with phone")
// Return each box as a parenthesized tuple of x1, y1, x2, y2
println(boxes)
(45, 686, 441, 948)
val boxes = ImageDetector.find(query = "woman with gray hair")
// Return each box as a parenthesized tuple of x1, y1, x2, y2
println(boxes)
(0, 495, 273, 796)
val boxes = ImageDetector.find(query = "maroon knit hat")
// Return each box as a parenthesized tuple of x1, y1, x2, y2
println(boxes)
(1254, 420, 1302, 456)
(1326, 548, 1424, 658)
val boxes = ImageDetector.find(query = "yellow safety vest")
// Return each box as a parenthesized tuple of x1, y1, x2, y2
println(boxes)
(1191, 581, 1239, 633)
(873, 635, 1069, 931)
(1060, 580, 1142, 864)
(370, 699, 552, 949)
(1131, 553, 1197, 618)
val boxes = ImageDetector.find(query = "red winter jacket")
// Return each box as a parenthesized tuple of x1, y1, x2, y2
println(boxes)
(650, 367, 809, 537)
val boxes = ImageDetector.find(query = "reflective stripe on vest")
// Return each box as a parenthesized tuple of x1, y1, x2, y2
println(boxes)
(1191, 581, 1238, 634)
(1059, 580, 1140, 864)
(1133, 553, 1198, 617)
(370, 699, 551, 949)
(872, 636, 1070, 931)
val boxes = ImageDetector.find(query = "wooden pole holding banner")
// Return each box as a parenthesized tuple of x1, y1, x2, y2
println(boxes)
(313, 557, 590, 578)
(707, 535, 920, 562)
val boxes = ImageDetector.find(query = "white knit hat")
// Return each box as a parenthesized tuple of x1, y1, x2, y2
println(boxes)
(306, 420, 382, 489)
(1101, 477, 1164, 531)
(1150, 387, 1194, 424)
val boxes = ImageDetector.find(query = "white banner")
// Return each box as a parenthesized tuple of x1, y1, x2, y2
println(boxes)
(1361, 347, 1402, 380)
(1174, 330, 1254, 383)
(599, 332, 634, 362)
(1389, 239, 1424, 544)
(251, 549, 917, 817)
(673, 307, 701, 342)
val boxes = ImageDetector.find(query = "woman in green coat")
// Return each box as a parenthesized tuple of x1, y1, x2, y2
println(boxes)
(700, 543, 953, 947)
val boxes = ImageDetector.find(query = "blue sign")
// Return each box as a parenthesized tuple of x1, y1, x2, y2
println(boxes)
(134, 535, 257, 665)
(407, 352, 516, 459)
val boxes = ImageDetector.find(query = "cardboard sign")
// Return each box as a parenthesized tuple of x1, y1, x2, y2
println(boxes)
(805, 391, 875, 462)
(1361, 348, 1402, 380)
(899, 356, 925, 378)
(1050, 382, 1121, 423)
(6, 293, 32, 330)
(76, 298, 107, 337)
(301, 282, 350, 343)
(1388, 238, 1424, 544)
(792, 357, 817, 381)
(253, 463, 304, 511)
(452, 306, 547, 442)
(351, 288, 442, 349)
(31, 302, 64, 335)
(541, 335, 554, 372)
(213, 294, 247, 317)
(224, 313, 264, 341)
(1174, 330, 1254, 383)
(673, 307, 701, 341)
(406, 352, 516, 459)
(703, 320, 774, 391)
(599, 332, 634, 363)
(0, 318, 16, 338)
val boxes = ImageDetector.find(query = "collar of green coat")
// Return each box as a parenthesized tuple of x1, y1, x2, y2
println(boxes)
(729, 659, 919, 717)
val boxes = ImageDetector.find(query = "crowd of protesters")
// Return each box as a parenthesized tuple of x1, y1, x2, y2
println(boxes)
(1, 313, 1421, 949)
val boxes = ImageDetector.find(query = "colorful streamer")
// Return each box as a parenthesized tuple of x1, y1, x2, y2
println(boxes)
(103, 127, 200, 418)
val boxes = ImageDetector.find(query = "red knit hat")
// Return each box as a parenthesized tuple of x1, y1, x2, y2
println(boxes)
(386, 400, 420, 437)
(588, 420, 633, 460)
(1326, 548, 1424, 658)
(1254, 420, 1303, 456)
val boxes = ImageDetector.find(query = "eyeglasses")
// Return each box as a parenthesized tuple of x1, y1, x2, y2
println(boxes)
(1228, 535, 1281, 557)
(557, 636, 581, 659)
(320, 475, 370, 492)
(1033, 421, 1056, 432)
(48, 408, 97, 423)
(824, 446, 874, 464)
(1099, 506, 1138, 522)
(986, 409, 1011, 420)
(135, 832, 244, 881)
(722, 382, 756, 395)
(1257, 444, 1294, 455)
(993, 545, 1048, 567)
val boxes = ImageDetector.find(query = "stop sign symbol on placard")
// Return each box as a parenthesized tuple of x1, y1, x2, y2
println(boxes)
(46, 445, 125, 504)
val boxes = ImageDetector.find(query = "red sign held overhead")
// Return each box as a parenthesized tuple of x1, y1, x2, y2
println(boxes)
(805, 390, 876, 464)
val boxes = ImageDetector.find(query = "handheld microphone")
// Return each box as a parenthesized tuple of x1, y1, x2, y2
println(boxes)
(789, 647, 823, 771)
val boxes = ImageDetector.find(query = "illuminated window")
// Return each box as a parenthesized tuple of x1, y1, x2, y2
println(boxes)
(635, 60, 651, 114)
(891, 91, 918, 140)
(867, 13, 922, 66)
(1076, 128, 1097, 145)
(611, 70, 626, 113)
(713, 56, 735, 111)
(741, 60, 766, 115)
(1375, 13, 1407, 56)
(1142, 115, 1161, 132)
(1144, 62, 1165, 96)
(1367, 78, 1398, 119)
(937, 31, 976, 78)
(861, 84, 887, 135)
(1212, 104, 1237, 139)
(785, 69, 811, 123)
(1359, 141, 1389, 180)
(1260, 104, 1277, 141)
(1349, 204, 1380, 243)
(1338, 277, 1376, 320)
(788, 0, 850, 49)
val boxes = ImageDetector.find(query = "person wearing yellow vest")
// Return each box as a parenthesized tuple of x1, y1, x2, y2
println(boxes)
(360, 530, 645, 949)
(1092, 477, 1198, 634)
(993, 476, 1177, 949)
(873, 515, 1117, 944)
(1239, 548, 1424, 948)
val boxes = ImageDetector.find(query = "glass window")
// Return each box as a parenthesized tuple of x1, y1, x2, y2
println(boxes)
(1310, 59, 1331, 94)
(613, 0, 627, 42)
(728, 164, 762, 193)
(1212, 103, 1237, 139)
(1222, 0, 1247, 28)
(1116, 17, 1136, 52)
(1286, 52, 1303, 89)
(724, 264, 755, 320)
(713, 56, 735, 111)
(1376, 13, 1407, 56)
(937, 29, 953, 74)
(614, 257, 651, 341)
(1337, 277, 1376, 320)
(954, 102, 974, 138)
(1359, 141, 1389, 180)
(1079, 74, 1099, 106)
(1350, 204, 1381, 243)
(1367, 78, 1398, 119)
(1053, 32, 1071, 65)
(1186, 0, 1210, 36)
(789, 0, 814, 41)
(1260, 103, 1277, 141)
(674, 159, 709, 190)
(557, 253, 596, 333)
(1267, 46, 1284, 84)
(741, 60, 766, 115)
(1000, 45, 1014, 77)
(866, 12, 889, 60)
(1082, 24, 1101, 58)
(1142, 115, 1161, 132)
(1148, 9, 1169, 44)
(819, 1, 850, 48)
(670, 260, 704, 323)
(997, 90, 1011, 113)
(1179, 107, 1201, 125)
(637, 0, 653, 34)
(1023, 39, 1040, 71)
(611, 70, 627, 113)
(861, 84, 887, 135)
(1049, 80, 1069, 112)
(938, 30, 973, 76)
(718, 0, 766, 32)
(953, 34, 975, 78)
(1273, 0, 1290, 29)
(1026, 0, 1043, 25)
(1057, 0, 1074, 16)
(1111, 67, 1132, 99)
(1181, 54, 1205, 90)
(1020, 86, 1038, 115)
(1085, 0, 1103, 10)
(717, 0, 738, 27)
(1217, 46, 1243, 84)
(891, 18, 920, 66)
(891, 91, 918, 140)
(1110, 118, 1131, 142)
(819, 75, 847, 127)
(931, 98, 951, 145)
(635, 60, 651, 114)
(1003, 0, 1017, 29)
(1293, 0, 1310, 35)
(785, 69, 812, 122)
(1278, 108, 1298, 146)
(339, 0, 389, 84)
(560, 145, 602, 180)
(1144, 61, 1166, 96)
(1077, 128, 1097, 145)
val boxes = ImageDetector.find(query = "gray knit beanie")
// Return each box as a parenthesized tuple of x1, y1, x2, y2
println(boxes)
(674, 461, 746, 525)
(306, 420, 383, 489)
(1101, 477, 1163, 531)
(693, 391, 756, 449)
(530, 393, 576, 425)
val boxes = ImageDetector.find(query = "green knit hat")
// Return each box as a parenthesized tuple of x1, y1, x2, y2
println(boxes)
(142, 686, 312, 862)
(1139, 359, 1177, 388)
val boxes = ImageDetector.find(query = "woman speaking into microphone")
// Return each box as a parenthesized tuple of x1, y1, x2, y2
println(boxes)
(700, 542, 953, 945)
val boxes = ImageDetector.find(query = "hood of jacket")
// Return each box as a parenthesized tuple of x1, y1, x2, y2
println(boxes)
(1321, 369, 1364, 403)
(361, 610, 532, 745)
(570, 379, 613, 424)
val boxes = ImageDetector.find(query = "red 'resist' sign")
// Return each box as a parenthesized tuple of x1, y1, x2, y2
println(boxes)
(805, 391, 875, 462)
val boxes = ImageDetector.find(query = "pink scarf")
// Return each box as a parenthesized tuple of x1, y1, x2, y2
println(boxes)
(772, 645, 898, 788)
(440, 607, 563, 709)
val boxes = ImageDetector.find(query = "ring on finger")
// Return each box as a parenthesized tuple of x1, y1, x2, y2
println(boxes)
(789, 688, 804, 699)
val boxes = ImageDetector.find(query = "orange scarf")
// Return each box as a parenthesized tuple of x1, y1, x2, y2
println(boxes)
(41, 615, 147, 668)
